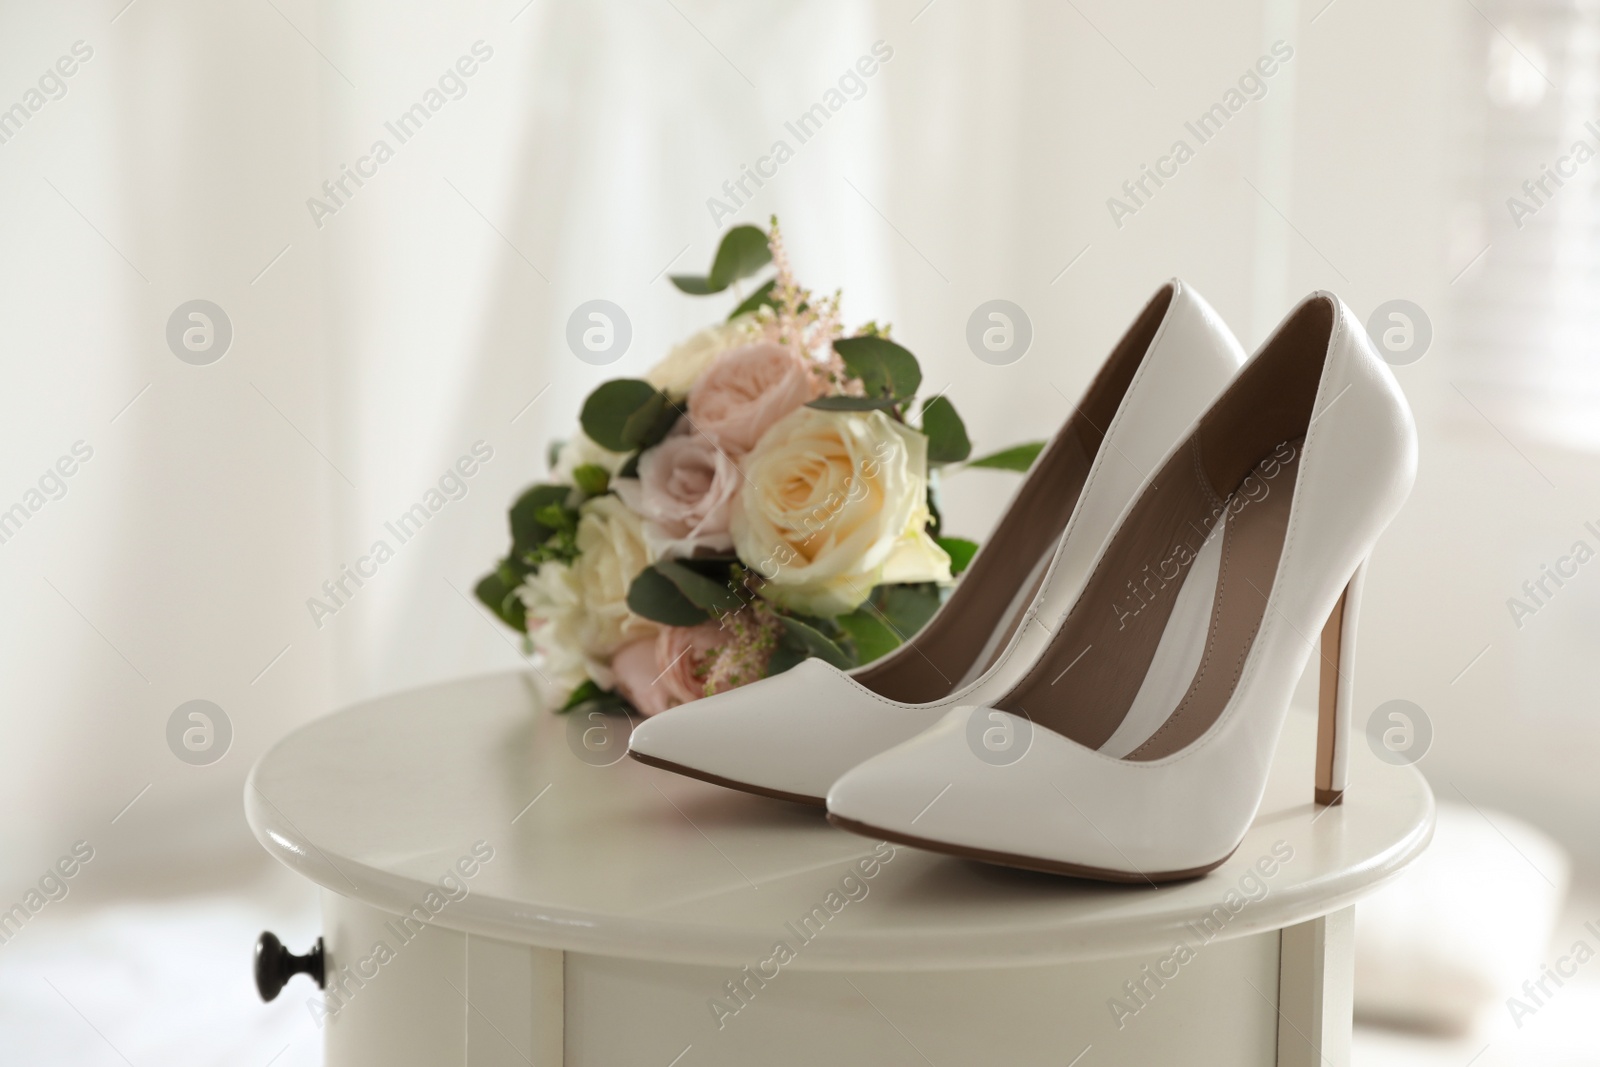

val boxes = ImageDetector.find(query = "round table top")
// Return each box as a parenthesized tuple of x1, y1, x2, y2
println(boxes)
(246, 670, 1433, 971)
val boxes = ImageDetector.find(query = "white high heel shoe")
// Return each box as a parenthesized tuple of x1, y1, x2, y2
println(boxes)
(826, 292, 1416, 881)
(627, 281, 1245, 804)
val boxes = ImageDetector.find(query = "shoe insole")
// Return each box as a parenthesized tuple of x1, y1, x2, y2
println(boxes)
(999, 437, 1303, 758)
(851, 287, 1173, 706)
(1126, 440, 1301, 760)
(1096, 510, 1226, 758)
(956, 537, 1058, 690)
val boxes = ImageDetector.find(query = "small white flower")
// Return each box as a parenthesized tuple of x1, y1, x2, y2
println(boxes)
(519, 495, 660, 692)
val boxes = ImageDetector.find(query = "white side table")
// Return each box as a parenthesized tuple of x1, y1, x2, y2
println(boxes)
(245, 670, 1432, 1067)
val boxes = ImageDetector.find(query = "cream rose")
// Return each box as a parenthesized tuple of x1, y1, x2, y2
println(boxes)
(731, 407, 951, 615)
(687, 342, 821, 454)
(645, 317, 759, 396)
(612, 428, 740, 557)
(519, 495, 659, 692)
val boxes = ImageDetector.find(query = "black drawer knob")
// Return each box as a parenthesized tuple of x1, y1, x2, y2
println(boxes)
(255, 932, 325, 1002)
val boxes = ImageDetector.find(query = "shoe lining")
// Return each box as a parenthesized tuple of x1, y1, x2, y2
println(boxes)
(955, 544, 1057, 691)
(995, 296, 1334, 758)
(1096, 509, 1226, 759)
(854, 284, 1176, 704)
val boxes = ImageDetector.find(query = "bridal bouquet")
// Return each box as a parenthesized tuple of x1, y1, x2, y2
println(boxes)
(477, 220, 1038, 717)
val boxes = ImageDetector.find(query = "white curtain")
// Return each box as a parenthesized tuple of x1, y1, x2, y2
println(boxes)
(7, 0, 1600, 904)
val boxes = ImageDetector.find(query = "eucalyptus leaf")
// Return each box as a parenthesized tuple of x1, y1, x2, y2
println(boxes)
(580, 379, 680, 453)
(728, 278, 778, 320)
(935, 536, 979, 576)
(669, 225, 773, 295)
(872, 583, 943, 639)
(620, 391, 681, 452)
(777, 614, 855, 671)
(967, 441, 1046, 472)
(709, 225, 773, 289)
(474, 569, 527, 632)
(764, 641, 808, 678)
(668, 275, 717, 294)
(919, 395, 972, 465)
(833, 335, 922, 402)
(626, 566, 711, 626)
(835, 610, 901, 665)
(653, 559, 746, 618)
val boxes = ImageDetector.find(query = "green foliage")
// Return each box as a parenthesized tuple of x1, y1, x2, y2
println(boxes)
(474, 566, 526, 631)
(515, 487, 582, 569)
(558, 678, 633, 717)
(579, 379, 680, 453)
(671, 225, 773, 295)
(775, 614, 854, 670)
(625, 559, 749, 626)
(869, 582, 943, 638)
(570, 463, 609, 497)
(919, 395, 971, 465)
(935, 536, 979, 576)
(831, 583, 946, 666)
(626, 566, 710, 626)
(656, 559, 747, 616)
(474, 483, 586, 631)
(816, 335, 923, 408)
(834, 610, 901, 665)
(728, 278, 778, 320)
(967, 440, 1045, 472)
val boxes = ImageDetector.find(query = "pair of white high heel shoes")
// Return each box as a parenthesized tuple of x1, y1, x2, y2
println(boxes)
(628, 282, 1416, 883)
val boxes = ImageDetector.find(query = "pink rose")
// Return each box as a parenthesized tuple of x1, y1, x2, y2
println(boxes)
(612, 624, 724, 716)
(686, 342, 821, 454)
(613, 431, 739, 557)
(611, 638, 672, 717)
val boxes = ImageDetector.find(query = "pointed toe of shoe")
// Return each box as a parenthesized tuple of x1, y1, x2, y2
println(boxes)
(627, 694, 828, 806)
(825, 707, 981, 841)
(827, 706, 1240, 881)
(627, 659, 948, 805)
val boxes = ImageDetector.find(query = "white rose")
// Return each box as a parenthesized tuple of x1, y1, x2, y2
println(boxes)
(732, 407, 951, 616)
(519, 494, 660, 691)
(517, 563, 589, 692)
(550, 430, 629, 485)
(645, 316, 759, 396)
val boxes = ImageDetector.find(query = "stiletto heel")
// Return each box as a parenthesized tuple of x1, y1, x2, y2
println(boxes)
(1316, 561, 1365, 807)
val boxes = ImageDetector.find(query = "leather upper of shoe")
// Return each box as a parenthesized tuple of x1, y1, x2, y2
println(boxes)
(827, 293, 1419, 874)
(628, 280, 1246, 800)
(625, 657, 956, 799)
